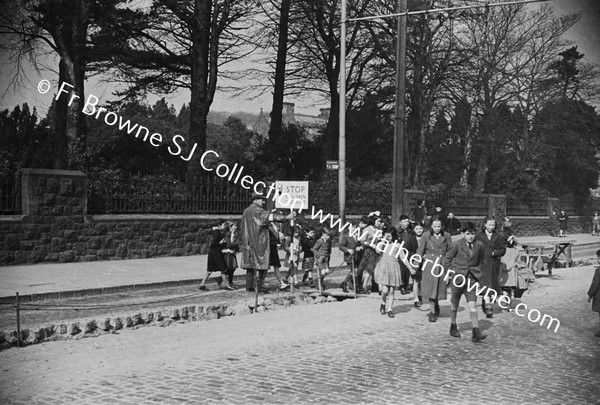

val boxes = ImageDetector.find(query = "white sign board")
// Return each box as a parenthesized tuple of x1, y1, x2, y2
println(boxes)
(274, 181, 309, 211)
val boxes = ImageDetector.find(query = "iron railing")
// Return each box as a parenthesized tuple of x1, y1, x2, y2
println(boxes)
(0, 173, 21, 215)
(88, 175, 253, 215)
(506, 197, 547, 216)
(427, 192, 489, 216)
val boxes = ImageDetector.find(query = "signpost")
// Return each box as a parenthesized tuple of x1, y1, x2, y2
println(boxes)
(274, 181, 309, 211)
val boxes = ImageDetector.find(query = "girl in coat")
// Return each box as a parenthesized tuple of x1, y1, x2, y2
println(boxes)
(222, 221, 240, 290)
(412, 222, 425, 307)
(475, 217, 506, 318)
(199, 222, 229, 291)
(587, 249, 600, 337)
(417, 218, 453, 322)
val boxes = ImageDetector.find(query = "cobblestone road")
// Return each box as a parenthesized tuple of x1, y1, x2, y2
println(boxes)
(1, 266, 599, 404)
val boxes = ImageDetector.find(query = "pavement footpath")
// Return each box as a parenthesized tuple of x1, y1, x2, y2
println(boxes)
(1, 233, 598, 302)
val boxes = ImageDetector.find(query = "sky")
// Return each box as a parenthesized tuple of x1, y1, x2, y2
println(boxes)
(0, 0, 598, 118)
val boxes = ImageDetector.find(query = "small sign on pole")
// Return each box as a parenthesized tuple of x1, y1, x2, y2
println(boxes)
(274, 181, 309, 211)
(326, 160, 339, 170)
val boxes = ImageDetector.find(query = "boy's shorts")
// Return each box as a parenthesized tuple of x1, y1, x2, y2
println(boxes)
(450, 273, 478, 302)
(316, 255, 330, 271)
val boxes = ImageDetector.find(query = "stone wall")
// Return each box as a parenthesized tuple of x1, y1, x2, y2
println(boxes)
(0, 169, 239, 265)
(1, 212, 235, 266)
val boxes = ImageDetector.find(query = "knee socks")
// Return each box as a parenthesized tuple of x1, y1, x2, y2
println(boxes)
(470, 310, 479, 328)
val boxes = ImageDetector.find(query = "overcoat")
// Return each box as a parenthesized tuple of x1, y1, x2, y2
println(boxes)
(240, 202, 271, 270)
(417, 231, 453, 300)
(588, 266, 600, 313)
(475, 231, 506, 294)
(207, 229, 228, 272)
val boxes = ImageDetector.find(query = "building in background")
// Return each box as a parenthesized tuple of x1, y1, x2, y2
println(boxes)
(252, 102, 328, 140)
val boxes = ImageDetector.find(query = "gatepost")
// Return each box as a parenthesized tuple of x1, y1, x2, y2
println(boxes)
(488, 194, 506, 221)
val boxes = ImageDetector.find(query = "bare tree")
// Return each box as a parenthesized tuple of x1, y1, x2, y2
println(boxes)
(443, 4, 580, 191)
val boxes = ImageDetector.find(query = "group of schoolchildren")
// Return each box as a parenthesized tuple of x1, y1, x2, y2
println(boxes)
(198, 215, 336, 292)
(197, 207, 600, 341)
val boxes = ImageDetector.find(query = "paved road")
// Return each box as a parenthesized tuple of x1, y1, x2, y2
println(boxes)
(1, 266, 599, 404)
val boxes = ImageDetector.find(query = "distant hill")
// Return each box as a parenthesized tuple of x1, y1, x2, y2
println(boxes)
(207, 110, 259, 128)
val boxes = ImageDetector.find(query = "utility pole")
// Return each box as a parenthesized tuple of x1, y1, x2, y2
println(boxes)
(339, 0, 347, 227)
(392, 0, 407, 225)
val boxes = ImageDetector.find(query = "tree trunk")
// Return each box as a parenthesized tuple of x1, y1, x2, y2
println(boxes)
(188, 0, 212, 185)
(49, 0, 89, 169)
(54, 61, 69, 170)
(268, 0, 291, 147)
(473, 141, 489, 193)
(69, 0, 90, 168)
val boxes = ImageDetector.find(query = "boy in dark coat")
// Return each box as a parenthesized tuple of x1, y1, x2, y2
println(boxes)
(444, 222, 487, 342)
(339, 220, 365, 292)
(587, 249, 600, 338)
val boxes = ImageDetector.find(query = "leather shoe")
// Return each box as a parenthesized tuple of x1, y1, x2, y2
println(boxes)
(428, 313, 437, 322)
(472, 327, 487, 342)
(413, 301, 422, 308)
(380, 303, 386, 315)
(340, 282, 349, 293)
(198, 285, 208, 291)
(400, 287, 408, 295)
(450, 323, 461, 338)
(387, 311, 395, 318)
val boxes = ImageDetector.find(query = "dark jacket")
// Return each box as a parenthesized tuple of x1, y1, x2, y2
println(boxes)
(588, 266, 600, 313)
(475, 231, 506, 294)
(410, 206, 427, 224)
(396, 227, 418, 254)
(444, 217, 462, 235)
(444, 238, 485, 280)
(301, 235, 316, 258)
(339, 233, 360, 263)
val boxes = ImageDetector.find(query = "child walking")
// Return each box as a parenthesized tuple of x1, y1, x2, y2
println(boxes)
(285, 226, 302, 288)
(374, 229, 404, 318)
(444, 222, 487, 342)
(199, 222, 229, 291)
(587, 249, 600, 338)
(301, 228, 317, 286)
(312, 227, 333, 290)
(222, 220, 240, 290)
(592, 212, 600, 236)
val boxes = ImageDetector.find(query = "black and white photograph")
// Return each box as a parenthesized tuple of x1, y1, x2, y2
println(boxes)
(1, 0, 599, 403)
